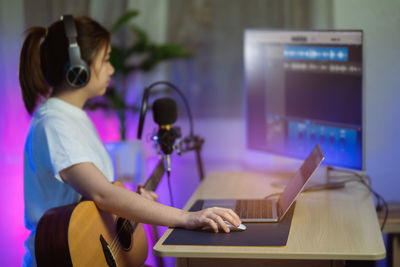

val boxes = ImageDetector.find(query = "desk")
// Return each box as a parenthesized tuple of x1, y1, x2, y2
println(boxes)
(379, 202, 400, 267)
(154, 171, 386, 266)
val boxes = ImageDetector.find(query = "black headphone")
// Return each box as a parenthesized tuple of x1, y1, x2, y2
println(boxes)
(61, 15, 90, 88)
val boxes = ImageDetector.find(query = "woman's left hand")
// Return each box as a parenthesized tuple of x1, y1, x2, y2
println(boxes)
(137, 184, 158, 202)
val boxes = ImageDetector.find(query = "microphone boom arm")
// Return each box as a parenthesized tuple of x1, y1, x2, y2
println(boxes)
(138, 81, 205, 181)
(176, 134, 205, 180)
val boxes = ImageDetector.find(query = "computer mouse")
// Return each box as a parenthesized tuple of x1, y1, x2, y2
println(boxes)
(225, 221, 247, 231)
(201, 221, 247, 232)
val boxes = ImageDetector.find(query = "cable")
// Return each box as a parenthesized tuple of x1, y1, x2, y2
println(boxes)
(327, 167, 388, 231)
(303, 181, 346, 192)
(166, 171, 175, 207)
(263, 168, 388, 231)
(264, 192, 282, 200)
(327, 166, 372, 185)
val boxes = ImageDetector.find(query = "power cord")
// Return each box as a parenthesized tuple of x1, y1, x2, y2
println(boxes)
(263, 167, 389, 231)
(264, 192, 282, 200)
(326, 166, 388, 231)
(166, 171, 175, 207)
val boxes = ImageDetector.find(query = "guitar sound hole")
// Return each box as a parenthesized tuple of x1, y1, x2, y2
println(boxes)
(116, 218, 133, 250)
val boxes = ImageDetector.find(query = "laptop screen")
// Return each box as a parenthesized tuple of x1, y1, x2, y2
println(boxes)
(278, 144, 324, 218)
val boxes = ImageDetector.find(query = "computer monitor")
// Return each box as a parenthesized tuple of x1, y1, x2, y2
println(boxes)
(245, 30, 363, 170)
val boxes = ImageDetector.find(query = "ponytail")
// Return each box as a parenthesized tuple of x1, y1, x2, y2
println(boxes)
(19, 27, 49, 115)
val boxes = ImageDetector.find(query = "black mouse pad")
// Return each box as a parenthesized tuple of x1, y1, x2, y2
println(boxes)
(163, 200, 295, 246)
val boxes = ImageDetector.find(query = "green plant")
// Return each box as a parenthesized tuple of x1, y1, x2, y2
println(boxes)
(86, 10, 192, 140)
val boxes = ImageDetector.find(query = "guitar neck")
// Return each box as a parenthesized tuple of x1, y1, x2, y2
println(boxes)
(143, 159, 165, 192)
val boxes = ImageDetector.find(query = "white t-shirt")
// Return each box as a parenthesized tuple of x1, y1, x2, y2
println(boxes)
(22, 98, 114, 267)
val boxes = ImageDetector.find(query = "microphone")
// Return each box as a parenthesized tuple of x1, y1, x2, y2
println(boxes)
(152, 97, 181, 175)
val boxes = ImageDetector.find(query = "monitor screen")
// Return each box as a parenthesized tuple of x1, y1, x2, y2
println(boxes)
(245, 30, 363, 170)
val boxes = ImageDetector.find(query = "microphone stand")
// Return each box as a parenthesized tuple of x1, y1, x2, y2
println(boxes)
(142, 81, 206, 181)
(176, 134, 205, 181)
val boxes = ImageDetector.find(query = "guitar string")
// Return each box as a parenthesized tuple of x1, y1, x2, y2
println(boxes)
(108, 163, 162, 255)
(109, 216, 128, 253)
(109, 218, 125, 257)
(110, 220, 141, 257)
(109, 170, 157, 252)
(109, 209, 140, 254)
(113, 221, 129, 253)
(107, 199, 142, 252)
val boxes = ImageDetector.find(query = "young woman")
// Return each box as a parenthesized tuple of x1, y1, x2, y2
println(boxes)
(20, 15, 241, 266)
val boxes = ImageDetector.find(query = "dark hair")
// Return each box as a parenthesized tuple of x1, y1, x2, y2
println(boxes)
(19, 16, 111, 115)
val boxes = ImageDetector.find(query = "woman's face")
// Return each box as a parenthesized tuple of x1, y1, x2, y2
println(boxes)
(86, 43, 114, 97)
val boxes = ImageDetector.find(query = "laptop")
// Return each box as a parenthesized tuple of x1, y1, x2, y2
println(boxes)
(201, 144, 324, 222)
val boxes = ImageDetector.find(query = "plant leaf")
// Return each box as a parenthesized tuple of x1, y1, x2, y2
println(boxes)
(124, 24, 149, 56)
(111, 10, 139, 33)
(138, 44, 193, 71)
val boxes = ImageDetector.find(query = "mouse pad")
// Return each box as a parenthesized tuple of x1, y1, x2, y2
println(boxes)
(162, 200, 295, 246)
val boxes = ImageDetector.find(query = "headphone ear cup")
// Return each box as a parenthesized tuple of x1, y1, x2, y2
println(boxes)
(65, 60, 90, 88)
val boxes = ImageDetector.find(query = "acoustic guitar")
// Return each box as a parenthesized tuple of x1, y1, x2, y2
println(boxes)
(35, 159, 165, 267)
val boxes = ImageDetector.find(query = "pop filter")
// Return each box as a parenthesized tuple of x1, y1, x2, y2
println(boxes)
(137, 88, 150, 140)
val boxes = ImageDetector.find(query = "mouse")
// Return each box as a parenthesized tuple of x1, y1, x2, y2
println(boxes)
(201, 221, 247, 232)
(225, 221, 247, 231)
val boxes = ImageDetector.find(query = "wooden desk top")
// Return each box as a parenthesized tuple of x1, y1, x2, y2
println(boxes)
(153, 171, 386, 260)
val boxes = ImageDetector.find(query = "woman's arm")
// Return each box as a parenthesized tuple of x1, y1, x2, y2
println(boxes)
(60, 162, 241, 232)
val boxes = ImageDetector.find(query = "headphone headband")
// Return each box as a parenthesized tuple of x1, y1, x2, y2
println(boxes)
(61, 15, 90, 88)
(61, 15, 77, 39)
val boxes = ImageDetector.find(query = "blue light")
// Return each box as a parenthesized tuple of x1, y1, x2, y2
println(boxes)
(284, 46, 348, 62)
(287, 121, 360, 169)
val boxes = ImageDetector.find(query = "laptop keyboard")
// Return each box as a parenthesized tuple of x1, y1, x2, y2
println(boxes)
(235, 199, 274, 219)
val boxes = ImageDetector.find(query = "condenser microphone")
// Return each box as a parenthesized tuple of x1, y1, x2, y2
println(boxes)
(152, 97, 181, 175)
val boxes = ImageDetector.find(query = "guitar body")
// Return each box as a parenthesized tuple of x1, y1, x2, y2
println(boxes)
(35, 182, 148, 267)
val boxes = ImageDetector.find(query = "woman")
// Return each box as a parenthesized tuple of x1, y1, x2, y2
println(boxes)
(20, 15, 241, 266)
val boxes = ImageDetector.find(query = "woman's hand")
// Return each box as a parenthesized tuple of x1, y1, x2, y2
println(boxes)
(137, 184, 158, 202)
(182, 207, 241, 233)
